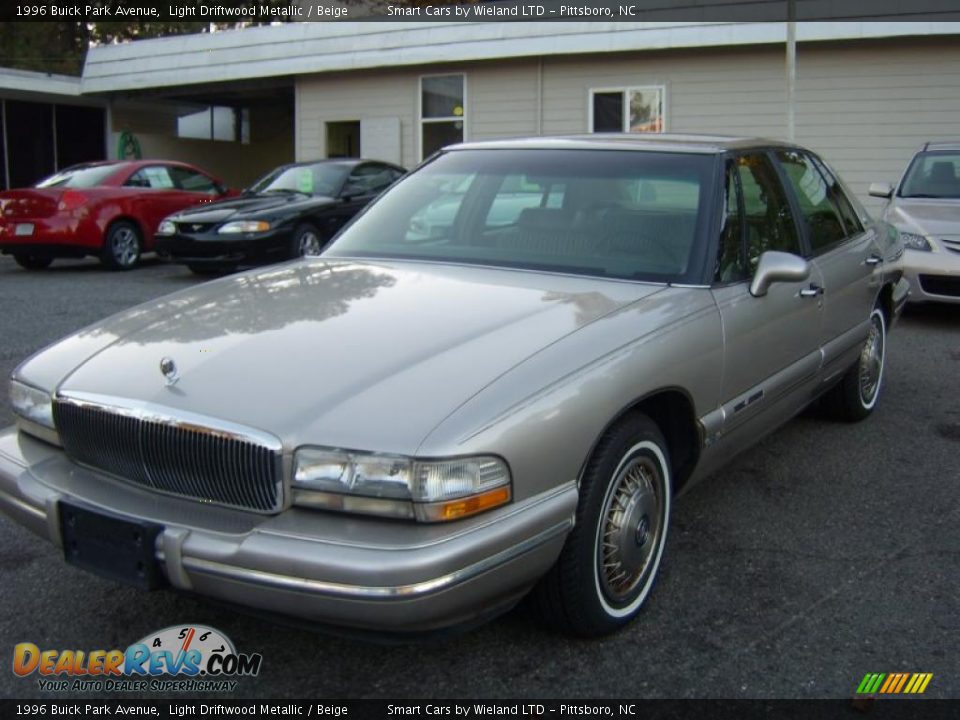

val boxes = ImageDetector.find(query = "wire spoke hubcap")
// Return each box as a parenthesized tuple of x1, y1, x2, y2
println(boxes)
(598, 456, 664, 604)
(859, 314, 884, 405)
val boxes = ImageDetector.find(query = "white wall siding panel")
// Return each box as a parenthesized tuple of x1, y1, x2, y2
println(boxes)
(540, 47, 789, 139)
(794, 38, 960, 209)
(294, 36, 960, 209)
(467, 62, 540, 141)
(297, 69, 417, 165)
(297, 62, 539, 166)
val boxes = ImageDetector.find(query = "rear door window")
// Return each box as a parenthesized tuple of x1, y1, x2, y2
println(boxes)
(169, 166, 219, 194)
(126, 166, 176, 190)
(775, 150, 853, 254)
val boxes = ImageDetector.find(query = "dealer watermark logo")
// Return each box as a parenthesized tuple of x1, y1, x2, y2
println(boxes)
(12, 624, 262, 693)
(856, 672, 933, 696)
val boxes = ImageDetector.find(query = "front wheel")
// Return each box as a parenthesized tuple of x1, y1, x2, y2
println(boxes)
(187, 263, 236, 277)
(532, 413, 672, 637)
(100, 220, 142, 270)
(289, 223, 324, 259)
(823, 306, 886, 422)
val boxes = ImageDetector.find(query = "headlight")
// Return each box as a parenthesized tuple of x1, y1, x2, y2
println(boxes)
(292, 448, 512, 522)
(10, 379, 59, 445)
(156, 220, 176, 236)
(218, 220, 271, 234)
(10, 380, 54, 428)
(899, 231, 932, 252)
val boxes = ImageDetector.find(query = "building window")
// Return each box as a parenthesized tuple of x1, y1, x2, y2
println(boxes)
(177, 105, 249, 143)
(420, 74, 465, 160)
(589, 86, 665, 134)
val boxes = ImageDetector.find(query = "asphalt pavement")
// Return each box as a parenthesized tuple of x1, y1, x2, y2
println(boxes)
(0, 254, 957, 700)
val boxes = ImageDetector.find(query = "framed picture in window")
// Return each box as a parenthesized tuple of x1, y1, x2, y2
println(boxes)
(590, 86, 666, 134)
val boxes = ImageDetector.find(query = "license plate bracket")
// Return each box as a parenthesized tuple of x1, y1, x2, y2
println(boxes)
(59, 501, 165, 590)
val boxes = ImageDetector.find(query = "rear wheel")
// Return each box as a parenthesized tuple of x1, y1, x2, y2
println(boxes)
(532, 413, 672, 637)
(100, 220, 142, 270)
(823, 306, 886, 422)
(13, 254, 53, 270)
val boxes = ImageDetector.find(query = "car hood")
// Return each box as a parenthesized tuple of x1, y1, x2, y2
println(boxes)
(169, 193, 335, 223)
(887, 197, 960, 236)
(35, 259, 663, 455)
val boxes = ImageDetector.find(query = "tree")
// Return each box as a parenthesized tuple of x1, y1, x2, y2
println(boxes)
(0, 1, 494, 76)
(0, 0, 296, 76)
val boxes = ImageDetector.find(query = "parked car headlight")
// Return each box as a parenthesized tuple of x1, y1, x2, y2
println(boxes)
(156, 220, 176, 236)
(292, 448, 512, 522)
(10, 379, 59, 445)
(899, 231, 932, 252)
(218, 220, 271, 234)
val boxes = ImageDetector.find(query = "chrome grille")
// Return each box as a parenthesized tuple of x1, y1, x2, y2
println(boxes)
(940, 237, 960, 255)
(178, 222, 217, 234)
(53, 395, 283, 513)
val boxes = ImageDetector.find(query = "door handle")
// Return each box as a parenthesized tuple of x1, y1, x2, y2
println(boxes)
(864, 254, 884, 266)
(799, 284, 824, 298)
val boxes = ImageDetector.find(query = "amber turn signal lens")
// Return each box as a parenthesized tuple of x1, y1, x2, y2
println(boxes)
(424, 486, 512, 522)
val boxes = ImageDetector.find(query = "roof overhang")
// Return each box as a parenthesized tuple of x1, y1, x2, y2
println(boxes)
(0, 67, 84, 99)
(81, 21, 960, 95)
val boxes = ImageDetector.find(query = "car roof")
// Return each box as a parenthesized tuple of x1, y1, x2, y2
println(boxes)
(286, 158, 403, 169)
(916, 140, 960, 152)
(57, 159, 205, 172)
(447, 134, 797, 155)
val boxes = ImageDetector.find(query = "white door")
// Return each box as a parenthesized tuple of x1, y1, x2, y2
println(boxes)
(360, 118, 402, 165)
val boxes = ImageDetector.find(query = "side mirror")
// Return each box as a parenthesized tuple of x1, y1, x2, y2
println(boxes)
(868, 182, 894, 199)
(749, 251, 811, 298)
(340, 184, 363, 201)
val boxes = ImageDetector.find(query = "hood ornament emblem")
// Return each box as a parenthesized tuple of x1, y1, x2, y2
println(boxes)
(159, 357, 179, 386)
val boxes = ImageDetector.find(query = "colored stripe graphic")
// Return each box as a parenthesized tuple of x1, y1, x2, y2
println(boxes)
(879, 674, 898, 693)
(856, 673, 885, 694)
(857, 672, 932, 695)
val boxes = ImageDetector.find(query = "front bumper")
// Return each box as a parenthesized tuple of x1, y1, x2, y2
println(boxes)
(899, 248, 960, 304)
(155, 231, 289, 265)
(0, 427, 575, 633)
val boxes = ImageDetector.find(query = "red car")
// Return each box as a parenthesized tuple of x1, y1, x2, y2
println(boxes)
(0, 160, 235, 270)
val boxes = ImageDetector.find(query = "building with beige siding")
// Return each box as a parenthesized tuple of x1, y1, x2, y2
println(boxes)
(4, 21, 960, 210)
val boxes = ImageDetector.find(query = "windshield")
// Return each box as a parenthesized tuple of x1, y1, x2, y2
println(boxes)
(36, 164, 121, 189)
(248, 163, 350, 197)
(900, 151, 960, 199)
(325, 149, 712, 282)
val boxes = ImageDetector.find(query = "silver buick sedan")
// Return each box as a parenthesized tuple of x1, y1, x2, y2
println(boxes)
(1, 136, 908, 637)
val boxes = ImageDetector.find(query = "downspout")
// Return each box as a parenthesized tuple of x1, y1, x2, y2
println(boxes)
(537, 58, 544, 136)
(786, 0, 797, 142)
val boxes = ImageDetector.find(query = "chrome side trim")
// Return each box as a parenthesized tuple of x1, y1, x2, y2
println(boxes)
(13, 418, 61, 448)
(182, 519, 573, 601)
(0, 484, 45, 522)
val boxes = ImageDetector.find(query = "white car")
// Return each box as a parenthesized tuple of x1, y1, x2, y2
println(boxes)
(870, 140, 960, 303)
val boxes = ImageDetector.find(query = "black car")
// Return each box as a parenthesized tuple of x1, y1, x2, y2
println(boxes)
(155, 159, 405, 274)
